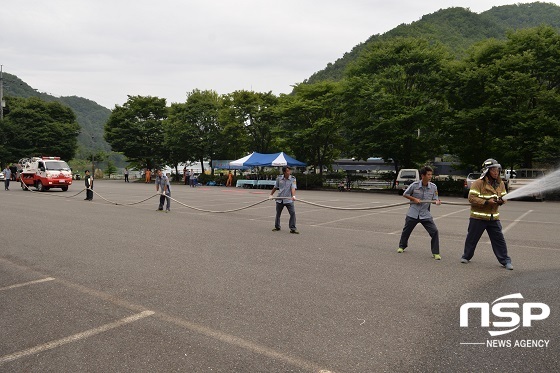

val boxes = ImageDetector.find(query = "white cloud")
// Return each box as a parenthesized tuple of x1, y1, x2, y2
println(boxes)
(1, 0, 556, 108)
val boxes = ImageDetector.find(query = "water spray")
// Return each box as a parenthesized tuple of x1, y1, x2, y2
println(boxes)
(503, 168, 560, 200)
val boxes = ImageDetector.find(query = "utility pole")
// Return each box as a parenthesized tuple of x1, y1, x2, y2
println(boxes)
(0, 65, 4, 120)
(91, 136, 95, 176)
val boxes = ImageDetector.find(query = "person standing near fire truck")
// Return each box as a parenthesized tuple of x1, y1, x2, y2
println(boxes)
(84, 170, 94, 201)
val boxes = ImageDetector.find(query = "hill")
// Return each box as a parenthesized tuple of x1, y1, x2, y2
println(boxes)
(304, 2, 560, 84)
(2, 72, 111, 158)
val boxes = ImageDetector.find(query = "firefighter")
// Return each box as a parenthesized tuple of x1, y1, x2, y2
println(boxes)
(461, 158, 512, 270)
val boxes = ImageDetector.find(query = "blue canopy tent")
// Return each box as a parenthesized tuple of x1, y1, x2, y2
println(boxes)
(229, 152, 306, 167)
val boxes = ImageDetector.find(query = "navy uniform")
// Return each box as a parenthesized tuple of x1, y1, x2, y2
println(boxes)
(461, 158, 512, 269)
(84, 170, 93, 200)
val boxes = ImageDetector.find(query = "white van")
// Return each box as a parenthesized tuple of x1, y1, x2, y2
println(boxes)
(396, 168, 420, 195)
(504, 169, 517, 180)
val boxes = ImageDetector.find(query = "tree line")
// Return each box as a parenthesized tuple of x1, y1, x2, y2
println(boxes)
(2, 26, 559, 175)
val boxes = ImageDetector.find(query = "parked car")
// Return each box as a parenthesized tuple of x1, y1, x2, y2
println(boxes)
(463, 173, 481, 198)
(464, 171, 511, 198)
(504, 169, 517, 180)
(396, 168, 420, 195)
(0, 171, 4, 181)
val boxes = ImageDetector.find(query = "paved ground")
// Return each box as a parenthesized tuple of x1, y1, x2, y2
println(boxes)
(1, 180, 559, 372)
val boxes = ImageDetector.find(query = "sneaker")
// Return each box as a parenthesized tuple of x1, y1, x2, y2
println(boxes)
(272, 228, 280, 231)
(433, 254, 442, 260)
(397, 248, 405, 253)
(460, 258, 469, 264)
(290, 230, 300, 234)
(505, 263, 513, 270)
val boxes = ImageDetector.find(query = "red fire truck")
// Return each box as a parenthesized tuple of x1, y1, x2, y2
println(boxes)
(20, 156, 73, 192)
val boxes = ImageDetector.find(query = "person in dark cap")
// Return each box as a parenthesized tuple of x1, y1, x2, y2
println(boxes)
(84, 170, 93, 201)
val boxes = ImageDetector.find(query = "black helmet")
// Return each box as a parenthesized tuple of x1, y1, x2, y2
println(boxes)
(481, 158, 501, 178)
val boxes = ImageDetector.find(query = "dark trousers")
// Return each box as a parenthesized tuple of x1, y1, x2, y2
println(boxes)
(4, 179, 9, 190)
(124, 174, 129, 182)
(86, 188, 93, 200)
(275, 202, 296, 230)
(462, 218, 511, 265)
(185, 176, 190, 186)
(399, 216, 439, 254)
(159, 190, 171, 211)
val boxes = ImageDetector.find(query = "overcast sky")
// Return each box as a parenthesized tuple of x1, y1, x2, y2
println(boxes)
(3, 0, 558, 109)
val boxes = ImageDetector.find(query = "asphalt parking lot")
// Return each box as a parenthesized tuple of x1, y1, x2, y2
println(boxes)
(1, 180, 559, 372)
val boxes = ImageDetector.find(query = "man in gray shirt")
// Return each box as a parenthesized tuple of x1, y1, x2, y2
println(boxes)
(155, 169, 171, 212)
(269, 166, 298, 234)
(3, 165, 12, 190)
(397, 166, 442, 259)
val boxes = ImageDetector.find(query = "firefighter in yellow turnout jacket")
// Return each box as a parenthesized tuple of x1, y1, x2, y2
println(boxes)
(461, 159, 512, 270)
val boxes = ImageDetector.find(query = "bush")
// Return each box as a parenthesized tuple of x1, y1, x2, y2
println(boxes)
(295, 173, 323, 190)
(433, 178, 464, 196)
(197, 174, 222, 185)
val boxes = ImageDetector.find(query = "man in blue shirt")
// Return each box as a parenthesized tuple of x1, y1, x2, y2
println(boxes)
(270, 166, 298, 234)
(397, 166, 442, 259)
(3, 165, 12, 190)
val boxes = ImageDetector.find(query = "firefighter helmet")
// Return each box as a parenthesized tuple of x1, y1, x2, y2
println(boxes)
(480, 158, 502, 178)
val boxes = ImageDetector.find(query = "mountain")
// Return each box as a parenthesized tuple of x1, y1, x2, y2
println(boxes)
(1, 72, 111, 158)
(4, 1, 560, 159)
(304, 2, 560, 84)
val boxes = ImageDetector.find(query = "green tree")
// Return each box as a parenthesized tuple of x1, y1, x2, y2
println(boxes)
(104, 95, 167, 170)
(225, 90, 279, 153)
(163, 89, 221, 174)
(218, 95, 251, 160)
(276, 82, 345, 174)
(446, 26, 560, 170)
(104, 159, 117, 178)
(343, 37, 452, 174)
(0, 96, 79, 162)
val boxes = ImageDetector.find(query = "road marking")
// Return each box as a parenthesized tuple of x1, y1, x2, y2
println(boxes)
(0, 258, 336, 373)
(388, 207, 469, 235)
(312, 206, 406, 227)
(0, 311, 154, 365)
(156, 312, 335, 373)
(503, 210, 533, 234)
(481, 210, 533, 244)
(56, 280, 337, 372)
(0, 277, 55, 292)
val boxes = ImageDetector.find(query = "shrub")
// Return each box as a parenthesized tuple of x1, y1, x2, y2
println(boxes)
(433, 178, 464, 196)
(295, 173, 323, 190)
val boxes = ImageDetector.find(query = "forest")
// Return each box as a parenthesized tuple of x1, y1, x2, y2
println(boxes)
(1, 3, 560, 176)
(103, 26, 560, 174)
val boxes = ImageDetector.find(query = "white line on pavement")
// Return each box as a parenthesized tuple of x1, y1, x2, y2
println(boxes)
(388, 207, 470, 235)
(0, 311, 155, 365)
(0, 277, 55, 292)
(503, 210, 533, 234)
